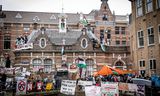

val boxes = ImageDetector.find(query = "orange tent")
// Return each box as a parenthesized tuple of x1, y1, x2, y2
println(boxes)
(96, 65, 113, 76)
(109, 67, 125, 75)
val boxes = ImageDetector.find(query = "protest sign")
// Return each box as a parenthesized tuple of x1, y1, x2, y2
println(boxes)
(46, 83, 53, 91)
(36, 82, 42, 91)
(27, 82, 33, 91)
(85, 86, 101, 96)
(118, 83, 129, 91)
(128, 83, 138, 92)
(60, 80, 76, 95)
(132, 78, 151, 86)
(101, 82, 119, 96)
(16, 79, 27, 95)
(78, 80, 93, 91)
(136, 85, 145, 96)
(78, 80, 93, 86)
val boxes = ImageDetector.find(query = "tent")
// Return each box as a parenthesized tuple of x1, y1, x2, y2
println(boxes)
(95, 65, 132, 76)
(109, 67, 125, 75)
(96, 65, 113, 76)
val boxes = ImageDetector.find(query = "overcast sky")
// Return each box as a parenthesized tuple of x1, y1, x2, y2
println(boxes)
(1, 0, 131, 15)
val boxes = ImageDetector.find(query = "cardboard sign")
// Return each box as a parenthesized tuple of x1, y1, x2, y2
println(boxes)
(27, 82, 32, 91)
(46, 83, 53, 91)
(101, 82, 119, 96)
(60, 80, 76, 95)
(16, 80, 27, 95)
(36, 82, 42, 91)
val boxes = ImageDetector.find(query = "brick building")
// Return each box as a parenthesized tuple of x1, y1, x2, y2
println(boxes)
(129, 0, 160, 76)
(0, 0, 131, 76)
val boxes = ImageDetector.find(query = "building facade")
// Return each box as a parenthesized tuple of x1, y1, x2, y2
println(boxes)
(129, 0, 160, 76)
(0, 0, 131, 76)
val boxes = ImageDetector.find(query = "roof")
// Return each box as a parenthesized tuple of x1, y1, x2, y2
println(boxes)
(3, 11, 80, 24)
(28, 28, 97, 46)
(28, 29, 83, 45)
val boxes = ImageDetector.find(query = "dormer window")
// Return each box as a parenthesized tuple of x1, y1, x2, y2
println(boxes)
(103, 14, 108, 21)
(81, 38, 88, 49)
(61, 18, 65, 29)
(39, 38, 46, 48)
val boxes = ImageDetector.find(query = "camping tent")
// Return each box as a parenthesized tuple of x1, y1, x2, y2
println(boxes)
(96, 65, 113, 76)
(95, 65, 131, 76)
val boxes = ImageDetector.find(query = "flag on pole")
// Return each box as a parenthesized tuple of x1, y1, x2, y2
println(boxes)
(80, 16, 88, 26)
(78, 60, 86, 68)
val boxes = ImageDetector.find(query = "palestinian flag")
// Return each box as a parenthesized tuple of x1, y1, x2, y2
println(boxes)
(80, 16, 88, 26)
(77, 59, 86, 68)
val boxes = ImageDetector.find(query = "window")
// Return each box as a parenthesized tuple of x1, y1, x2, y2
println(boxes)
(61, 18, 65, 29)
(86, 59, 94, 77)
(157, 0, 160, 8)
(4, 36, 11, 49)
(100, 29, 104, 44)
(137, 30, 144, 47)
(139, 60, 145, 67)
(44, 59, 52, 73)
(81, 38, 88, 49)
(32, 58, 42, 72)
(147, 27, 154, 45)
(121, 27, 126, 34)
(150, 59, 156, 69)
(146, 0, 153, 12)
(136, 0, 143, 16)
(102, 14, 108, 21)
(23, 24, 30, 32)
(115, 40, 120, 45)
(115, 27, 120, 34)
(122, 40, 126, 46)
(39, 38, 46, 48)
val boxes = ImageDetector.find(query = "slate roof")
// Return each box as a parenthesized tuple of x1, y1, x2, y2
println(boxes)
(28, 29, 83, 45)
(3, 11, 80, 24)
(28, 28, 98, 45)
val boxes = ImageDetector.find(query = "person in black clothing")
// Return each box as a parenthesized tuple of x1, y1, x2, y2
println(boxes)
(5, 56, 11, 68)
(0, 73, 7, 90)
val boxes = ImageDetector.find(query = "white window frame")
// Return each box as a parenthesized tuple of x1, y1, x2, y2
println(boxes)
(147, 27, 154, 46)
(39, 38, 46, 48)
(137, 30, 144, 48)
(81, 38, 88, 49)
(149, 59, 156, 70)
(44, 59, 52, 73)
(146, 0, 153, 13)
(136, 0, 143, 17)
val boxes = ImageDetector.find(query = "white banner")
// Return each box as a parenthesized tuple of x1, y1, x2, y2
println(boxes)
(60, 80, 76, 95)
(16, 79, 27, 95)
(101, 82, 119, 96)
(15, 43, 33, 50)
(85, 86, 101, 96)
(128, 83, 138, 92)
(78, 80, 93, 86)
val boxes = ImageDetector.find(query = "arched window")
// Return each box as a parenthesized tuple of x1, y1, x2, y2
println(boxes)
(44, 59, 52, 73)
(61, 18, 65, 29)
(39, 38, 46, 48)
(115, 60, 124, 70)
(32, 58, 42, 72)
(86, 59, 94, 76)
(81, 38, 88, 49)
